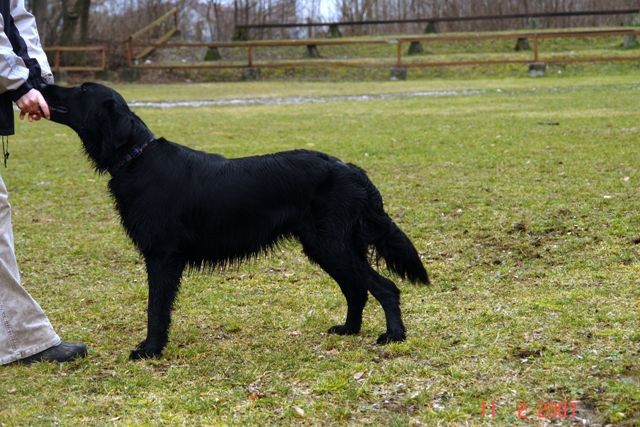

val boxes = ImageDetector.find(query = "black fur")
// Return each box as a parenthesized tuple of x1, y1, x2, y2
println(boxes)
(42, 83, 429, 359)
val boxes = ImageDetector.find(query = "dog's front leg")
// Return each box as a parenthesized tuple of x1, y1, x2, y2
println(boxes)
(130, 255, 185, 360)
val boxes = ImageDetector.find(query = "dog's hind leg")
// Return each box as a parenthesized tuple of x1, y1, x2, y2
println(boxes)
(302, 235, 405, 343)
(326, 268, 369, 336)
(130, 255, 185, 360)
(333, 258, 406, 344)
(300, 237, 368, 335)
(312, 252, 406, 343)
(329, 280, 368, 336)
(364, 270, 406, 344)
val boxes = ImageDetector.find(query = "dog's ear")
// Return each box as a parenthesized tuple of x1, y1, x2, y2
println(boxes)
(100, 99, 135, 149)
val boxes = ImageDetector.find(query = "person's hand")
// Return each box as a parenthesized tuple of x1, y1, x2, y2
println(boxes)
(16, 88, 50, 122)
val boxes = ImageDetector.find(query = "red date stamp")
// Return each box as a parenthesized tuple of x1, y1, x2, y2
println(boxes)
(481, 401, 578, 420)
(481, 401, 497, 418)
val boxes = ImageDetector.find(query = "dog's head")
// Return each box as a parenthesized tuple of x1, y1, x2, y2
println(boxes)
(42, 83, 152, 173)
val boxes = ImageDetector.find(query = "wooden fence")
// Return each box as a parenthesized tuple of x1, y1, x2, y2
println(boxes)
(125, 7, 179, 63)
(126, 28, 640, 72)
(45, 25, 640, 78)
(44, 46, 107, 72)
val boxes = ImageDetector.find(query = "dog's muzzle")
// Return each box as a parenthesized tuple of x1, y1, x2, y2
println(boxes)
(49, 105, 69, 114)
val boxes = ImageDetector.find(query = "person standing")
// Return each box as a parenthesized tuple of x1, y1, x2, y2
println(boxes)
(0, 0, 86, 364)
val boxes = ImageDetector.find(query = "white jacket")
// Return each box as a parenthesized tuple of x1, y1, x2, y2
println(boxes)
(0, 0, 53, 94)
(0, 0, 53, 135)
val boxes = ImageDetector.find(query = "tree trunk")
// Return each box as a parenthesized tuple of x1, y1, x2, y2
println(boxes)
(30, 0, 47, 42)
(60, 0, 80, 45)
(60, 0, 90, 67)
(213, 3, 223, 40)
(60, 0, 91, 45)
(79, 0, 91, 44)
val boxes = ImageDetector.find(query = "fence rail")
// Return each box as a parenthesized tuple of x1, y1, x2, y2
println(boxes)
(44, 45, 107, 72)
(235, 8, 640, 33)
(127, 28, 640, 72)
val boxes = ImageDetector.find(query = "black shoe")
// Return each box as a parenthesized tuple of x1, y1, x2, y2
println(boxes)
(18, 342, 87, 364)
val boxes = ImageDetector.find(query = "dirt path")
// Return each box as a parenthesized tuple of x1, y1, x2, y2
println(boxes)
(128, 89, 482, 108)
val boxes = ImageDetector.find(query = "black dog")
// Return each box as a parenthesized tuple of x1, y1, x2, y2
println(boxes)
(41, 83, 429, 359)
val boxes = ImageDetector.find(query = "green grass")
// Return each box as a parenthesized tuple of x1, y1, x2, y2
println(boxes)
(1, 73, 639, 425)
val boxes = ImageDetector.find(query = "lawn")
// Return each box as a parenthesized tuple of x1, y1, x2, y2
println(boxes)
(0, 74, 639, 425)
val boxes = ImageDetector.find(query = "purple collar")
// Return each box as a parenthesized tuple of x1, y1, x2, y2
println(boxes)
(108, 138, 156, 176)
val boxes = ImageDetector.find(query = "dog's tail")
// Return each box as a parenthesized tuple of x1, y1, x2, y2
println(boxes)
(355, 166, 430, 285)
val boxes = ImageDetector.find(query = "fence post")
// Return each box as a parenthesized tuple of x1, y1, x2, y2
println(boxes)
(243, 44, 260, 80)
(94, 47, 114, 80)
(391, 40, 407, 80)
(121, 39, 139, 81)
(528, 34, 545, 77)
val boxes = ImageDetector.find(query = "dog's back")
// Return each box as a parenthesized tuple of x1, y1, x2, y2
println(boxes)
(110, 142, 367, 268)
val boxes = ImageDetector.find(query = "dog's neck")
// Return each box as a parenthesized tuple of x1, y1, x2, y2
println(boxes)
(108, 134, 157, 176)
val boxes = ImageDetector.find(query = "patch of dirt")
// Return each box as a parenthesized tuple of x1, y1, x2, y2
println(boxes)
(511, 346, 546, 361)
(571, 400, 604, 426)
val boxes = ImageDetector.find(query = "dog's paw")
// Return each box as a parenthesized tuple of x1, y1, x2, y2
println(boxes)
(376, 331, 406, 345)
(328, 324, 360, 335)
(129, 341, 161, 360)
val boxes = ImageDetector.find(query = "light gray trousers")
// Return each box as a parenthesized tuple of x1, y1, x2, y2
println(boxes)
(0, 174, 60, 364)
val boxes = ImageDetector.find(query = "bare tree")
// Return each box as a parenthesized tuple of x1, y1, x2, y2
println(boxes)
(329, 0, 639, 35)
(24, 0, 640, 47)
(60, 0, 91, 45)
